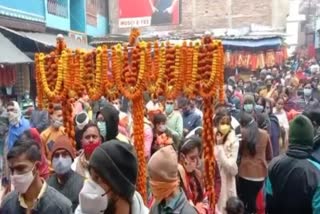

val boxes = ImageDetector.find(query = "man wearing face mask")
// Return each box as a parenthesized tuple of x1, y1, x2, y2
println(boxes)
(41, 104, 65, 159)
(178, 97, 202, 137)
(148, 145, 197, 214)
(1, 138, 72, 213)
(6, 101, 30, 151)
(75, 140, 149, 214)
(165, 99, 183, 139)
(47, 135, 84, 211)
(300, 82, 320, 111)
(96, 103, 129, 143)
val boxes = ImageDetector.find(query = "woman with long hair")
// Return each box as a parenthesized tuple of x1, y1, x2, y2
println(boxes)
(214, 111, 239, 213)
(238, 113, 273, 213)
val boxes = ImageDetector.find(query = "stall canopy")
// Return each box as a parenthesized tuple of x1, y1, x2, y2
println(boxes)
(0, 26, 93, 51)
(0, 32, 32, 64)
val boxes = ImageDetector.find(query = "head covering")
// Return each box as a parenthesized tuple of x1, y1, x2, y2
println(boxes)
(89, 140, 137, 201)
(51, 135, 75, 161)
(289, 115, 314, 146)
(76, 111, 89, 130)
(148, 145, 178, 182)
(97, 103, 119, 141)
(29, 128, 50, 179)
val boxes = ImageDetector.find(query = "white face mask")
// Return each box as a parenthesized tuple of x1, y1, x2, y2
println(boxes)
(8, 111, 20, 125)
(52, 156, 72, 175)
(52, 119, 63, 128)
(79, 179, 108, 213)
(11, 166, 35, 193)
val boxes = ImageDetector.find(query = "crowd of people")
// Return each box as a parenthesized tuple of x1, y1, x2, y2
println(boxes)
(1, 57, 320, 213)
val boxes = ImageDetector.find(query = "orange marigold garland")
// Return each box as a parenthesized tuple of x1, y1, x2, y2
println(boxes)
(183, 42, 199, 98)
(145, 41, 166, 97)
(112, 42, 147, 201)
(131, 95, 147, 202)
(202, 97, 216, 211)
(129, 28, 141, 47)
(164, 43, 182, 99)
(38, 50, 66, 101)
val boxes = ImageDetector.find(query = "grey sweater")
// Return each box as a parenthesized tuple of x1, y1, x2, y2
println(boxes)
(47, 170, 84, 211)
(0, 185, 73, 214)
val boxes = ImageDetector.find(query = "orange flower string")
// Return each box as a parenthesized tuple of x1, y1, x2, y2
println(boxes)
(132, 95, 147, 202)
(202, 97, 216, 210)
(129, 28, 141, 46)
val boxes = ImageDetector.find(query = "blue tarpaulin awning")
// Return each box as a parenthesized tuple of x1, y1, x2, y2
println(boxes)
(222, 37, 282, 48)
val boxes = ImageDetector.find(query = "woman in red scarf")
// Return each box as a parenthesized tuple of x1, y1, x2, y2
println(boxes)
(20, 128, 50, 179)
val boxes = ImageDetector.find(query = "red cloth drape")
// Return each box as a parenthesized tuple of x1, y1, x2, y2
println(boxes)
(0, 66, 16, 87)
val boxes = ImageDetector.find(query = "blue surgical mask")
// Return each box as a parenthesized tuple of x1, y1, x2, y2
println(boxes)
(244, 104, 254, 113)
(97, 121, 107, 139)
(52, 156, 72, 175)
(304, 88, 312, 97)
(255, 104, 264, 113)
(165, 104, 174, 115)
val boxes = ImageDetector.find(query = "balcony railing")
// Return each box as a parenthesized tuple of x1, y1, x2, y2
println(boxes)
(47, 0, 68, 18)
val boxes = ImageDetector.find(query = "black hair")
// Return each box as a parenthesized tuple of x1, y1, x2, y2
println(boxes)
(7, 138, 41, 162)
(53, 104, 62, 111)
(153, 113, 167, 125)
(215, 108, 232, 125)
(225, 197, 244, 214)
(179, 135, 202, 157)
(257, 97, 266, 110)
(256, 113, 269, 130)
(303, 109, 320, 127)
(239, 112, 259, 156)
(77, 121, 101, 150)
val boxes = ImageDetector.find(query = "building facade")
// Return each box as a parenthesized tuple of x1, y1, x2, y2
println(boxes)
(0, 0, 108, 100)
(109, 0, 289, 34)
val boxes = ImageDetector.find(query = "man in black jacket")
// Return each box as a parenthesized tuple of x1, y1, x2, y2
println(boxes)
(265, 115, 320, 214)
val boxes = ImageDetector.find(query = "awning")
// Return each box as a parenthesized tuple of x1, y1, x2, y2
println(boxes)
(0, 32, 32, 64)
(0, 26, 93, 50)
(22, 32, 94, 50)
(222, 37, 283, 48)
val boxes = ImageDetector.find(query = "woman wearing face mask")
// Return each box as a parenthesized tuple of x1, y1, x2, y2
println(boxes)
(71, 122, 101, 178)
(274, 97, 289, 153)
(151, 113, 179, 155)
(238, 113, 272, 214)
(214, 111, 239, 213)
(76, 140, 148, 214)
(178, 136, 209, 213)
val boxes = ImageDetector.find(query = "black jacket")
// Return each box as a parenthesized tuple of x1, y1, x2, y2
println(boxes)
(265, 144, 320, 214)
(98, 103, 119, 141)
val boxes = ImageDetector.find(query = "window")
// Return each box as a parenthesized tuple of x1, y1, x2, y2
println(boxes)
(86, 0, 97, 26)
(47, 0, 68, 18)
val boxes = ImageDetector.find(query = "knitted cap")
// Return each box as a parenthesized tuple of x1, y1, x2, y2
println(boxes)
(89, 140, 137, 201)
(148, 145, 178, 182)
(51, 135, 75, 161)
(289, 115, 314, 146)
